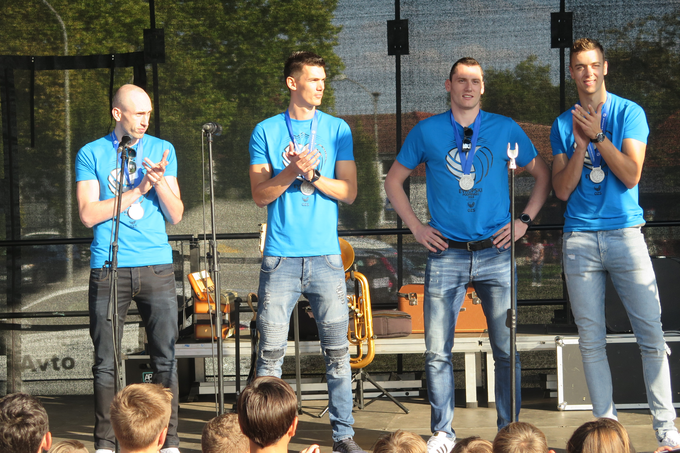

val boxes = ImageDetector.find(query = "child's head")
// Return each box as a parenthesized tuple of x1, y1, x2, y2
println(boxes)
(0, 393, 51, 453)
(373, 430, 427, 453)
(566, 418, 634, 453)
(202, 413, 249, 453)
(493, 422, 549, 453)
(238, 376, 298, 448)
(49, 440, 89, 453)
(110, 383, 173, 452)
(452, 437, 493, 453)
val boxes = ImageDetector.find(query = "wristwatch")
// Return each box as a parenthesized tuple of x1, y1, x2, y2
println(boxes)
(590, 132, 606, 143)
(519, 213, 532, 226)
(307, 169, 321, 183)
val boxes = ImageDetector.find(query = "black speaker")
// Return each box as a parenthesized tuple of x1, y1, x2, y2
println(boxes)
(605, 257, 680, 333)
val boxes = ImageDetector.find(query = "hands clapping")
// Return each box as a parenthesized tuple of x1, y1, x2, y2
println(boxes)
(139, 149, 170, 193)
(287, 142, 319, 181)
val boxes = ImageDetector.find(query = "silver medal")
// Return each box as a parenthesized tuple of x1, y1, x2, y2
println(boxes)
(590, 167, 605, 183)
(459, 174, 474, 191)
(300, 181, 315, 195)
(128, 203, 145, 220)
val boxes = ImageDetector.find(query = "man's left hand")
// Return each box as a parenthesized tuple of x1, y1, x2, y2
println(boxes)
(142, 149, 170, 188)
(492, 219, 528, 249)
(572, 101, 604, 141)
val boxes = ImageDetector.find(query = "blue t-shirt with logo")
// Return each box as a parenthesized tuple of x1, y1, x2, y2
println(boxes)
(249, 110, 354, 257)
(397, 110, 538, 242)
(75, 134, 177, 268)
(550, 92, 648, 232)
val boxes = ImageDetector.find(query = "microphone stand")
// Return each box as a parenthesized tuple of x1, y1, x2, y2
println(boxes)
(506, 143, 519, 423)
(203, 128, 228, 414)
(107, 143, 131, 453)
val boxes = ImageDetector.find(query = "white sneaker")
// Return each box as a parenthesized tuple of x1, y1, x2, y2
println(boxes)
(658, 430, 680, 448)
(427, 432, 455, 453)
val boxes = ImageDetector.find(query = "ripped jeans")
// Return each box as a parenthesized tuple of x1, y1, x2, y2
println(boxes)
(256, 255, 354, 442)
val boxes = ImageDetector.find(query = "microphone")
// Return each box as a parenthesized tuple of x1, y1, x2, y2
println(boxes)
(117, 135, 132, 153)
(202, 122, 222, 136)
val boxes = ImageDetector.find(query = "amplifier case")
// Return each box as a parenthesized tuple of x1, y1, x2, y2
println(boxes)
(555, 334, 680, 411)
(605, 257, 680, 333)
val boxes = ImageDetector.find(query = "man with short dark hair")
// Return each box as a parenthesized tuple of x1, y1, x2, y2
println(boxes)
(551, 37, 680, 448)
(385, 57, 550, 453)
(0, 393, 52, 453)
(248, 51, 362, 453)
(238, 377, 320, 453)
(76, 83, 184, 453)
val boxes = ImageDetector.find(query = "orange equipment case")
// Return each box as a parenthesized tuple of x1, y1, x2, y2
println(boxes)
(397, 284, 488, 334)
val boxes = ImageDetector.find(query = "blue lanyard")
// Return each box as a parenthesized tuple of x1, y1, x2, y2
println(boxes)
(584, 95, 610, 168)
(284, 110, 318, 156)
(450, 111, 481, 175)
(111, 132, 144, 186)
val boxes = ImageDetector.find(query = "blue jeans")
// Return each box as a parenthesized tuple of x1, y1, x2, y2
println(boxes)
(424, 245, 521, 436)
(563, 228, 676, 438)
(256, 255, 354, 442)
(89, 265, 179, 450)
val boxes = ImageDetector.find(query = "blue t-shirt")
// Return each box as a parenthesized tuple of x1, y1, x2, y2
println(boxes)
(75, 134, 178, 268)
(550, 92, 648, 232)
(397, 110, 538, 242)
(249, 110, 354, 257)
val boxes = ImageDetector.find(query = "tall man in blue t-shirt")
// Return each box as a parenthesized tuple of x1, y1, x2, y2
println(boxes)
(385, 57, 550, 453)
(76, 84, 184, 453)
(248, 51, 363, 453)
(551, 38, 680, 448)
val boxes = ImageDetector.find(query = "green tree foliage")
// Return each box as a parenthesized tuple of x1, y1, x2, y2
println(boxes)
(605, 10, 680, 130)
(0, 0, 150, 236)
(154, 0, 344, 201)
(482, 55, 559, 125)
(339, 120, 382, 229)
(0, 0, 343, 237)
(600, 9, 680, 177)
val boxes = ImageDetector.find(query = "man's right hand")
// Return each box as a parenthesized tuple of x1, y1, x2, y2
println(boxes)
(413, 223, 448, 252)
(572, 113, 590, 152)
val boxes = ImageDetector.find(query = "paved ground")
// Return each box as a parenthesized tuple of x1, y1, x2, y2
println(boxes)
(41, 389, 675, 453)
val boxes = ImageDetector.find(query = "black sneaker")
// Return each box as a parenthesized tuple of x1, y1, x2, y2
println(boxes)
(333, 437, 367, 453)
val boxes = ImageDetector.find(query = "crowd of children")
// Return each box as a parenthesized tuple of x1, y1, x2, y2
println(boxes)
(0, 378, 671, 453)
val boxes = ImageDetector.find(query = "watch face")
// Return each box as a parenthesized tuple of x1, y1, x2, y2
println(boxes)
(592, 132, 606, 143)
(520, 214, 531, 224)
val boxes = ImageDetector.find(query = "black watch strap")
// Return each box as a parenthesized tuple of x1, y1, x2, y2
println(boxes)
(590, 132, 606, 143)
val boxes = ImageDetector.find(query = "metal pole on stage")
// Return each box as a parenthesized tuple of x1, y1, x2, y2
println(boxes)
(203, 123, 225, 414)
(507, 143, 519, 422)
(109, 135, 133, 453)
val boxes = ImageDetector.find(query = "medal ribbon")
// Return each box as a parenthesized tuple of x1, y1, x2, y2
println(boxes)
(451, 111, 481, 176)
(584, 95, 610, 168)
(111, 132, 144, 187)
(285, 110, 319, 159)
(111, 132, 145, 217)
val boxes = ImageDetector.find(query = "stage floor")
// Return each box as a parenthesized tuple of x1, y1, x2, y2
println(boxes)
(41, 389, 676, 453)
